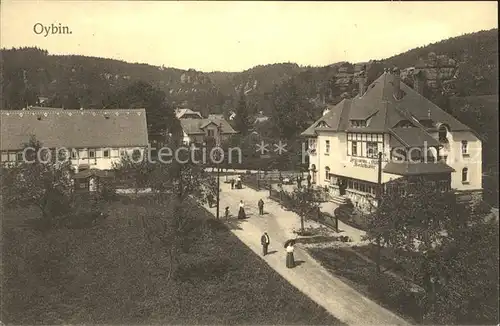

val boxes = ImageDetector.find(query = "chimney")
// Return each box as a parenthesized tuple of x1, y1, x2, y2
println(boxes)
(392, 67, 401, 99)
(358, 69, 367, 96)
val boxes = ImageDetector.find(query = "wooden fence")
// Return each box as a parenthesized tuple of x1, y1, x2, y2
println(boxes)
(268, 188, 339, 231)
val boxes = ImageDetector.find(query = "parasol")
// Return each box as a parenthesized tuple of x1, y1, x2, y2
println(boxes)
(283, 239, 296, 248)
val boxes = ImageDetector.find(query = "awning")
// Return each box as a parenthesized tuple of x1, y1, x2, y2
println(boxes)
(383, 162, 455, 176)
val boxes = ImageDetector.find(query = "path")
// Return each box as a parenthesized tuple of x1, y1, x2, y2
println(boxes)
(203, 182, 409, 326)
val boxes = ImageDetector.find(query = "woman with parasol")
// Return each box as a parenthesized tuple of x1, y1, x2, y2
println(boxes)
(284, 239, 296, 268)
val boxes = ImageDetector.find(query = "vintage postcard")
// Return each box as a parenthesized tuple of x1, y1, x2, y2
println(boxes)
(1, 1, 498, 325)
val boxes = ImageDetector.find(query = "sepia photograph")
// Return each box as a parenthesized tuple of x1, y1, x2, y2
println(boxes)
(0, 1, 498, 325)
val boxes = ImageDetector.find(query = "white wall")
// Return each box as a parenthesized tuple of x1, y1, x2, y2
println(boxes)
(71, 147, 145, 172)
(182, 131, 191, 145)
(444, 131, 482, 191)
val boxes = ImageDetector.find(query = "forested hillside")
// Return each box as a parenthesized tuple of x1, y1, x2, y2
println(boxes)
(1, 29, 497, 114)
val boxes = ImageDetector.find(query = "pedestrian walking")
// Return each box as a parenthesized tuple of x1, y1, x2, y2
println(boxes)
(238, 200, 246, 219)
(284, 239, 296, 268)
(261, 232, 270, 256)
(225, 206, 230, 219)
(307, 173, 312, 188)
(258, 198, 264, 215)
(230, 178, 235, 189)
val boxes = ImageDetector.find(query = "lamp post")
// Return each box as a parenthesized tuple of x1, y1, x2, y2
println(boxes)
(376, 151, 383, 273)
(216, 123, 222, 219)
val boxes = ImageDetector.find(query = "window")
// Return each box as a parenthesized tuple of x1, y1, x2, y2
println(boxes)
(348, 133, 383, 158)
(462, 168, 468, 183)
(438, 180, 450, 192)
(120, 150, 127, 157)
(350, 120, 367, 128)
(351, 141, 358, 156)
(16, 152, 23, 162)
(58, 149, 67, 161)
(1, 153, 7, 162)
(461, 141, 468, 155)
(132, 149, 142, 160)
(103, 149, 110, 158)
(366, 142, 378, 158)
(325, 167, 330, 180)
(207, 129, 215, 137)
(71, 150, 77, 159)
(8, 153, 16, 162)
(325, 140, 330, 154)
(89, 149, 95, 158)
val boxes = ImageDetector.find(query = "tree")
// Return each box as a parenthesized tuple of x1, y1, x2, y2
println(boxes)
(364, 178, 498, 324)
(271, 77, 315, 139)
(116, 137, 217, 281)
(285, 186, 324, 234)
(106, 81, 179, 136)
(63, 93, 81, 109)
(422, 216, 499, 324)
(1, 136, 73, 224)
(233, 90, 252, 136)
(112, 149, 155, 194)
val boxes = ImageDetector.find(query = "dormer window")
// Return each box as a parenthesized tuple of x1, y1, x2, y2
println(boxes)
(317, 121, 328, 128)
(395, 120, 414, 128)
(438, 125, 449, 143)
(350, 120, 367, 128)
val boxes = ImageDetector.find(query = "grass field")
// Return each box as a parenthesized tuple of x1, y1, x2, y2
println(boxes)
(1, 195, 343, 325)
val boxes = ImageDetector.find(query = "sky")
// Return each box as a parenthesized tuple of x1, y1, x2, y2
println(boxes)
(1, 1, 498, 72)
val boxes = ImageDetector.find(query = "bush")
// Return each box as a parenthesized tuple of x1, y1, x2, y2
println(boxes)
(99, 179, 118, 201)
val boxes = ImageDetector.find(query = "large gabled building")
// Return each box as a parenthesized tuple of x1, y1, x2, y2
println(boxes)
(301, 68, 482, 211)
(1, 108, 149, 173)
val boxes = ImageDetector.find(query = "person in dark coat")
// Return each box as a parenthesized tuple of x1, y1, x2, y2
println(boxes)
(238, 200, 246, 219)
(307, 173, 312, 188)
(230, 179, 235, 189)
(207, 193, 214, 208)
(261, 232, 270, 256)
(258, 199, 264, 215)
(225, 206, 230, 219)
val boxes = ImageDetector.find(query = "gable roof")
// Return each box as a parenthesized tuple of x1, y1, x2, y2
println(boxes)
(175, 108, 202, 119)
(199, 120, 219, 129)
(0, 109, 149, 151)
(179, 118, 237, 135)
(301, 71, 473, 141)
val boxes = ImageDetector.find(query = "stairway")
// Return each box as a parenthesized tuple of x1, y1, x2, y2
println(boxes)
(330, 195, 350, 206)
